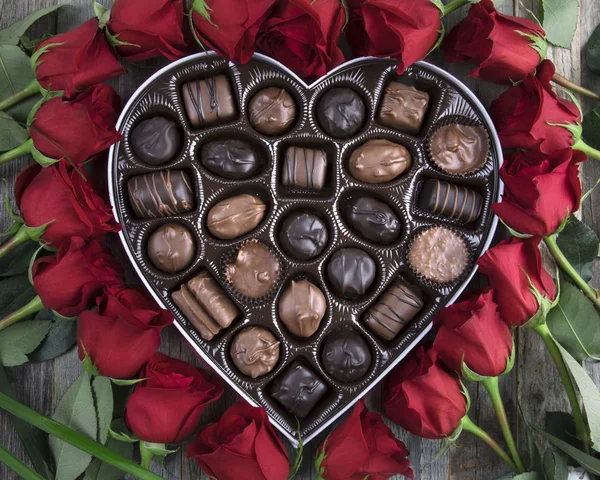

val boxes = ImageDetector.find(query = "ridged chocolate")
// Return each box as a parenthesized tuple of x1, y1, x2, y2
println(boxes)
(127, 170, 194, 218)
(279, 212, 328, 261)
(378, 82, 430, 133)
(419, 179, 483, 223)
(147, 223, 195, 273)
(430, 124, 489, 174)
(278, 280, 326, 338)
(249, 87, 296, 136)
(231, 327, 280, 378)
(348, 139, 412, 184)
(226, 241, 280, 298)
(270, 361, 327, 418)
(181, 75, 237, 128)
(343, 196, 400, 245)
(316, 87, 365, 138)
(282, 147, 327, 191)
(327, 248, 376, 299)
(200, 138, 262, 179)
(206, 194, 266, 240)
(131, 116, 182, 166)
(321, 330, 372, 382)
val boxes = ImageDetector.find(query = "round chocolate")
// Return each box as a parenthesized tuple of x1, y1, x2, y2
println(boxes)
(226, 241, 280, 298)
(201, 139, 262, 179)
(349, 139, 412, 184)
(249, 87, 297, 136)
(278, 280, 326, 338)
(130, 117, 182, 166)
(430, 124, 489, 175)
(317, 88, 365, 139)
(327, 248, 376, 298)
(207, 194, 266, 240)
(147, 223, 195, 273)
(343, 196, 400, 245)
(231, 327, 280, 378)
(321, 330, 372, 382)
(279, 212, 328, 261)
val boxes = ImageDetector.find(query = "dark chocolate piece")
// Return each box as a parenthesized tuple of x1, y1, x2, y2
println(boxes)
(200, 139, 262, 179)
(147, 223, 195, 273)
(226, 241, 280, 298)
(281, 147, 327, 191)
(419, 179, 483, 223)
(206, 194, 266, 240)
(270, 361, 327, 418)
(279, 212, 328, 261)
(172, 284, 221, 341)
(181, 75, 237, 128)
(349, 139, 412, 184)
(430, 124, 489, 175)
(364, 282, 424, 341)
(327, 248, 376, 299)
(343, 197, 400, 245)
(317, 87, 365, 138)
(321, 330, 372, 382)
(131, 116, 182, 166)
(378, 82, 430, 133)
(249, 87, 296, 136)
(127, 170, 194, 218)
(231, 327, 280, 378)
(278, 280, 326, 338)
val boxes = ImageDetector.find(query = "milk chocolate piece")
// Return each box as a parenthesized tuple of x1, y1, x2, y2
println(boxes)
(226, 241, 280, 298)
(147, 223, 195, 273)
(364, 282, 424, 341)
(172, 284, 221, 341)
(182, 75, 237, 128)
(127, 170, 194, 218)
(278, 280, 326, 338)
(249, 87, 296, 136)
(321, 330, 372, 382)
(231, 327, 280, 378)
(131, 117, 182, 166)
(200, 139, 262, 180)
(408, 227, 469, 283)
(270, 361, 327, 418)
(317, 87, 365, 139)
(378, 82, 430, 133)
(348, 139, 412, 184)
(206, 194, 266, 240)
(281, 147, 327, 191)
(327, 248, 376, 299)
(279, 212, 328, 261)
(430, 124, 489, 174)
(419, 179, 483, 223)
(343, 197, 401, 245)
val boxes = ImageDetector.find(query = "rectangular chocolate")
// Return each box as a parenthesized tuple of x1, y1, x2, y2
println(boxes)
(419, 179, 483, 223)
(127, 170, 194, 218)
(282, 146, 327, 191)
(172, 284, 220, 341)
(377, 81, 429, 133)
(181, 75, 237, 128)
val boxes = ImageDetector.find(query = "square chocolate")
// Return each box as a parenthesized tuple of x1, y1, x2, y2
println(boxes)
(282, 146, 327, 191)
(270, 360, 327, 418)
(377, 81, 430, 133)
(181, 75, 237, 128)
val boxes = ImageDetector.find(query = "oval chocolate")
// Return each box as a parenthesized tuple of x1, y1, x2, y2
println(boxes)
(206, 194, 266, 240)
(343, 196, 400, 245)
(201, 139, 262, 179)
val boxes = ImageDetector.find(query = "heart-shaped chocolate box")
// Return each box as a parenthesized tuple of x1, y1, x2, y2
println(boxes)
(108, 52, 502, 445)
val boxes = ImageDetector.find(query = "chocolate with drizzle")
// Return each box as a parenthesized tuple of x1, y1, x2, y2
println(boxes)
(270, 360, 327, 418)
(282, 146, 327, 191)
(249, 87, 297, 136)
(419, 179, 483, 223)
(231, 327, 280, 378)
(206, 194, 267, 240)
(127, 170, 194, 218)
(343, 196, 401, 245)
(181, 75, 237, 128)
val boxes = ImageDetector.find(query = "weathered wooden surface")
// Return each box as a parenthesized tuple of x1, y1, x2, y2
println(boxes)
(0, 1, 598, 479)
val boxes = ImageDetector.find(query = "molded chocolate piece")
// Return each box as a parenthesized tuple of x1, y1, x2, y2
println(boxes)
(378, 82, 430, 133)
(249, 87, 296, 136)
(206, 194, 266, 240)
(321, 330, 372, 382)
(172, 285, 221, 341)
(343, 197, 401, 245)
(279, 212, 328, 261)
(430, 124, 489, 174)
(270, 361, 327, 418)
(419, 179, 483, 223)
(278, 280, 326, 338)
(231, 327, 280, 378)
(131, 116, 182, 166)
(200, 138, 262, 179)
(127, 170, 194, 218)
(348, 139, 412, 184)
(281, 147, 327, 191)
(226, 241, 280, 298)
(317, 87, 366, 139)
(327, 248, 376, 298)
(182, 75, 237, 128)
(147, 223, 195, 273)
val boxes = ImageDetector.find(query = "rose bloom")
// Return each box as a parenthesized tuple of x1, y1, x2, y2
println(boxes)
(346, 0, 442, 73)
(383, 345, 467, 439)
(78, 287, 173, 379)
(107, 0, 188, 61)
(126, 353, 223, 444)
(477, 237, 557, 326)
(443, 0, 546, 84)
(493, 148, 586, 237)
(187, 401, 289, 480)
(490, 60, 581, 154)
(32, 237, 123, 318)
(318, 400, 413, 480)
(191, 0, 277, 64)
(35, 18, 126, 97)
(30, 84, 122, 165)
(257, 0, 345, 79)
(433, 287, 513, 377)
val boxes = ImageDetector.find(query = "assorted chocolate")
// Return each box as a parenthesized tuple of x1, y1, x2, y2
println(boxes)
(270, 360, 327, 418)
(419, 179, 483, 223)
(278, 212, 328, 261)
(182, 75, 237, 128)
(348, 139, 411, 184)
(206, 194, 266, 240)
(279, 280, 326, 338)
(200, 139, 263, 179)
(127, 170, 194, 218)
(430, 124, 489, 175)
(378, 81, 430, 133)
(226, 241, 280, 298)
(147, 223, 195, 273)
(327, 248, 376, 299)
(321, 330, 372, 382)
(343, 196, 401, 245)
(282, 147, 327, 191)
(131, 116, 182, 166)
(317, 87, 365, 138)
(249, 87, 297, 136)
(231, 327, 280, 378)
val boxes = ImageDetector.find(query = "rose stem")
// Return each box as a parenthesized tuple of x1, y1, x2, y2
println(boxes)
(442, 0, 472, 16)
(140, 442, 154, 469)
(0, 139, 33, 166)
(0, 391, 166, 480)
(0, 80, 40, 112)
(0, 296, 44, 332)
(0, 225, 31, 261)
(552, 74, 600, 102)
(544, 235, 600, 309)
(482, 376, 526, 473)
(0, 444, 44, 480)
(572, 138, 600, 161)
(533, 323, 590, 453)
(461, 416, 519, 473)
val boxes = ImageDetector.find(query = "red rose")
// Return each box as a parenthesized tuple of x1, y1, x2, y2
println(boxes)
(490, 60, 581, 154)
(318, 400, 414, 480)
(14, 161, 119, 247)
(383, 345, 467, 439)
(191, 0, 277, 64)
(443, 0, 546, 84)
(433, 288, 513, 377)
(126, 353, 223, 444)
(493, 148, 586, 237)
(29, 84, 122, 165)
(78, 287, 173, 379)
(35, 18, 126, 97)
(32, 237, 123, 317)
(257, 0, 345, 79)
(346, 0, 442, 73)
(477, 237, 556, 326)
(107, 0, 189, 61)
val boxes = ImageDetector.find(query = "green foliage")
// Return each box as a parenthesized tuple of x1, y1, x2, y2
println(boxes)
(0, 273, 36, 318)
(84, 434, 133, 480)
(0, 240, 40, 277)
(583, 106, 600, 150)
(539, 429, 600, 475)
(545, 411, 584, 451)
(556, 217, 600, 283)
(538, 0, 579, 48)
(0, 320, 51, 366)
(0, 44, 36, 123)
(0, 111, 28, 151)
(542, 449, 568, 480)
(586, 23, 600, 74)
(28, 310, 77, 363)
(92, 376, 113, 445)
(0, 5, 63, 46)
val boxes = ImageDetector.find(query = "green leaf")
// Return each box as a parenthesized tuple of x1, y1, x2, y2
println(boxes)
(527, 424, 543, 474)
(31, 143, 59, 166)
(0, 273, 36, 318)
(93, 1, 111, 29)
(0, 5, 63, 46)
(83, 434, 133, 480)
(543, 448, 568, 480)
(0, 45, 36, 124)
(0, 320, 51, 366)
(538, 429, 600, 475)
(110, 377, 145, 386)
(92, 376, 113, 445)
(192, 0, 216, 26)
(511, 473, 540, 480)
(538, 0, 578, 49)
(556, 217, 600, 283)
(28, 309, 77, 362)
(586, 23, 600, 74)
(80, 344, 101, 377)
(545, 411, 584, 451)
(107, 425, 138, 444)
(583, 106, 600, 150)
(0, 111, 28, 151)
(49, 372, 98, 480)
(0, 240, 39, 277)
(288, 421, 303, 479)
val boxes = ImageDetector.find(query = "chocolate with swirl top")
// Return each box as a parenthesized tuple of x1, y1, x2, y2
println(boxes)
(206, 194, 266, 240)
(278, 212, 328, 261)
(327, 248, 376, 299)
(127, 170, 194, 218)
(131, 116, 182, 166)
(270, 360, 327, 418)
(378, 82, 430, 133)
(321, 330, 372, 382)
(419, 179, 483, 223)
(430, 124, 489, 175)
(317, 87, 365, 139)
(200, 139, 262, 180)
(182, 75, 237, 128)
(343, 196, 401, 245)
(231, 327, 280, 378)
(348, 139, 412, 184)
(249, 87, 297, 136)
(282, 147, 327, 191)
(147, 223, 195, 273)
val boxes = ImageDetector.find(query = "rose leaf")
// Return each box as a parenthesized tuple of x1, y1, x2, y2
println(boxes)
(556, 217, 600, 283)
(0, 240, 40, 277)
(28, 309, 78, 363)
(83, 424, 133, 480)
(0, 111, 28, 151)
(583, 106, 600, 150)
(586, 23, 600, 74)
(0, 320, 51, 366)
(543, 448, 568, 480)
(538, 429, 600, 474)
(0, 5, 63, 46)
(538, 0, 578, 49)
(545, 411, 584, 451)
(92, 375, 113, 445)
(0, 273, 36, 318)
(0, 44, 37, 123)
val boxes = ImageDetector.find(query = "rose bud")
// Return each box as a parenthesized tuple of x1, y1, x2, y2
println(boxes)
(187, 401, 290, 480)
(443, 0, 546, 84)
(317, 400, 414, 480)
(433, 288, 514, 378)
(346, 0, 443, 73)
(493, 148, 586, 237)
(126, 353, 223, 444)
(191, 0, 278, 64)
(106, 0, 189, 61)
(32, 237, 123, 318)
(383, 345, 467, 439)
(477, 237, 557, 327)
(257, 0, 345, 79)
(77, 287, 173, 379)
